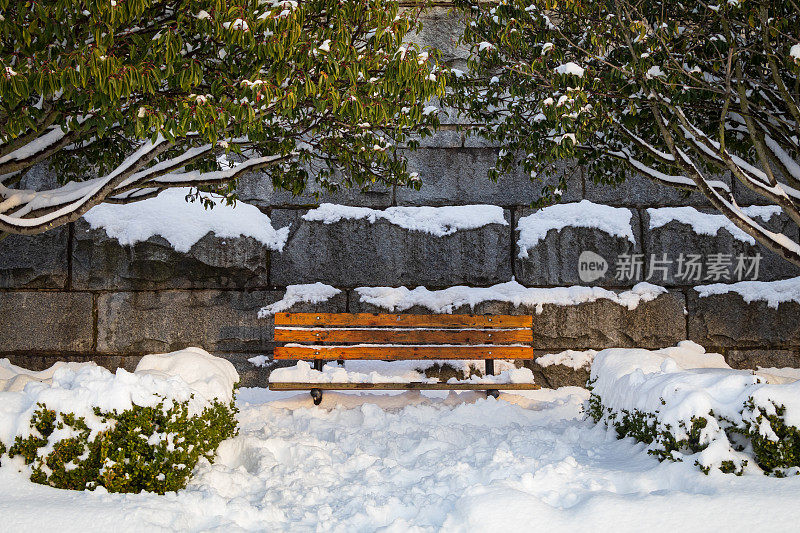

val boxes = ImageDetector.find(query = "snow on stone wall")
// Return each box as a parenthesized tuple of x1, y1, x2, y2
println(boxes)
(0, 8, 799, 386)
(83, 188, 289, 253)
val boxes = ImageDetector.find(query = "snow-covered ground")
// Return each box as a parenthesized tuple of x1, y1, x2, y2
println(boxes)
(3, 386, 800, 532)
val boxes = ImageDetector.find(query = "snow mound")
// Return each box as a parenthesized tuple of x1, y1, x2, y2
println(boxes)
(135, 347, 239, 406)
(302, 203, 508, 236)
(647, 205, 781, 244)
(590, 341, 800, 472)
(269, 360, 534, 385)
(590, 342, 753, 428)
(0, 349, 238, 446)
(258, 282, 341, 317)
(83, 188, 289, 253)
(355, 280, 666, 314)
(0, 359, 93, 393)
(696, 276, 800, 308)
(517, 200, 634, 257)
(536, 349, 597, 370)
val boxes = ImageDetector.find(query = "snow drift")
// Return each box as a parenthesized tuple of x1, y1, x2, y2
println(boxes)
(589, 342, 800, 475)
(0, 348, 239, 493)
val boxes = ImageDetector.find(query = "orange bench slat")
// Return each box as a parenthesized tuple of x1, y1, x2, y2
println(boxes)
(273, 345, 534, 360)
(273, 312, 532, 329)
(274, 327, 533, 344)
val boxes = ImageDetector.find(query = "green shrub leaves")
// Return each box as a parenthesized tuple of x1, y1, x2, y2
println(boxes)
(3, 397, 237, 494)
(590, 392, 799, 476)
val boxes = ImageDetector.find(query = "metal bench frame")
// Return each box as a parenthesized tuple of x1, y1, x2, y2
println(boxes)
(269, 312, 539, 404)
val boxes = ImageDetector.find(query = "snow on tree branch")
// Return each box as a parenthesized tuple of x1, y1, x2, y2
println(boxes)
(448, 0, 800, 266)
(0, 0, 445, 235)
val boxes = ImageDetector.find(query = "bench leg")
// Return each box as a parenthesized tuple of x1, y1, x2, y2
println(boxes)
(311, 359, 324, 405)
(485, 359, 499, 399)
(310, 388, 323, 405)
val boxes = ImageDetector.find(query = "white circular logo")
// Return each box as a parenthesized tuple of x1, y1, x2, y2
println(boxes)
(578, 251, 608, 283)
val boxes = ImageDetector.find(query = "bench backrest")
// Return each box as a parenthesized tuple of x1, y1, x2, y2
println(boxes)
(273, 312, 534, 360)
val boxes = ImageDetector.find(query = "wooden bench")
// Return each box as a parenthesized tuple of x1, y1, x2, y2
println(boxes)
(269, 312, 539, 404)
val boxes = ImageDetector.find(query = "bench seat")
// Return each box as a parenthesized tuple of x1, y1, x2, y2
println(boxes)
(269, 312, 539, 404)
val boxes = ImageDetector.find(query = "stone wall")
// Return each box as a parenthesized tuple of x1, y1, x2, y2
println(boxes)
(1, 7, 799, 387)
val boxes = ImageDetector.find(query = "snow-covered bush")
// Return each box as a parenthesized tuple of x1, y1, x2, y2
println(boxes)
(738, 384, 800, 476)
(588, 342, 800, 475)
(0, 348, 238, 493)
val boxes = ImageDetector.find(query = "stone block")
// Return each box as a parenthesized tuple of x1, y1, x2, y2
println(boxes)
(72, 220, 271, 290)
(349, 300, 461, 314)
(0, 291, 94, 353)
(16, 161, 64, 190)
(461, 132, 503, 149)
(236, 169, 393, 209)
(584, 170, 723, 207)
(525, 358, 591, 389)
(270, 209, 512, 287)
(426, 97, 474, 126)
(0, 226, 68, 288)
(732, 178, 767, 206)
(397, 148, 582, 207)
(410, 7, 470, 66)
(643, 209, 800, 284)
(725, 349, 800, 370)
(406, 129, 464, 149)
(96, 289, 347, 355)
(514, 209, 642, 287)
(688, 291, 800, 348)
(530, 291, 687, 350)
